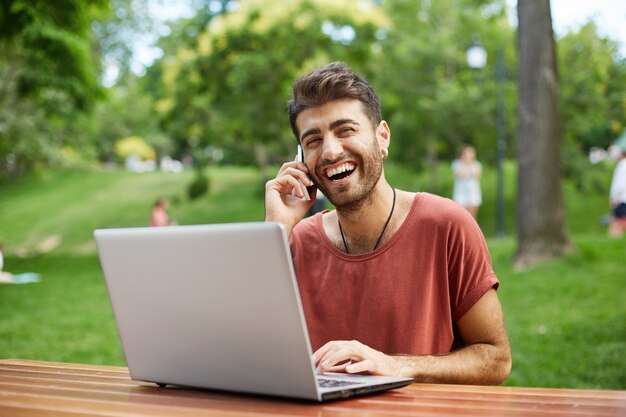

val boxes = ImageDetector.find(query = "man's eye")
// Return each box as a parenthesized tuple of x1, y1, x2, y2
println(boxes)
(304, 138, 321, 148)
(338, 128, 355, 136)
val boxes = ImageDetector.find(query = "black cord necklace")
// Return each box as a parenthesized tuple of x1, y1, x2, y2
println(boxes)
(338, 187, 396, 254)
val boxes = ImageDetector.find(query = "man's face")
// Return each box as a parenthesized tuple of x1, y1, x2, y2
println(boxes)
(296, 99, 389, 209)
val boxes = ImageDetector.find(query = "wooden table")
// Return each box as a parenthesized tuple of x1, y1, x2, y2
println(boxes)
(1, 359, 624, 416)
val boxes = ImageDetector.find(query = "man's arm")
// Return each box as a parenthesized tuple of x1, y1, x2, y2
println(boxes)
(314, 289, 512, 385)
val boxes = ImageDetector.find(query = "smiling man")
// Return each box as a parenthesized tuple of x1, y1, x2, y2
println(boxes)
(264, 62, 511, 384)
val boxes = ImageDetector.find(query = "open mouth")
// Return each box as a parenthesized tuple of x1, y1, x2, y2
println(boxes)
(326, 163, 356, 181)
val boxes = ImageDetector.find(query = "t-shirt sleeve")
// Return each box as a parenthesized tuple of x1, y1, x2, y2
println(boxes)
(445, 205, 499, 321)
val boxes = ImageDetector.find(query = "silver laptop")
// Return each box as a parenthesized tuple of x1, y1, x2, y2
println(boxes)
(94, 222, 413, 401)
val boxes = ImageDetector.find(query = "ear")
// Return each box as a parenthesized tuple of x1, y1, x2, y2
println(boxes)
(376, 120, 391, 154)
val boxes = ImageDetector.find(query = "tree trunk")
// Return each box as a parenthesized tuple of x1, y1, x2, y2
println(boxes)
(515, 0, 571, 268)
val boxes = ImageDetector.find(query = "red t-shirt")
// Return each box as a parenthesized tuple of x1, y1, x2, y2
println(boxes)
(289, 192, 499, 355)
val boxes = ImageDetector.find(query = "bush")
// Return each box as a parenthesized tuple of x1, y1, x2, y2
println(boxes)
(562, 148, 612, 193)
(113, 136, 156, 163)
(187, 170, 210, 200)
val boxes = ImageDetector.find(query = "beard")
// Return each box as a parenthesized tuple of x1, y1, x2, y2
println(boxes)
(311, 141, 384, 213)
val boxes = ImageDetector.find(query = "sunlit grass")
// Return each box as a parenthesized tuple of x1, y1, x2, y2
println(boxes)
(491, 237, 626, 389)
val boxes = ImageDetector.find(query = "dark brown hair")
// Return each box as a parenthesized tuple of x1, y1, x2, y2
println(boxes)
(288, 62, 381, 141)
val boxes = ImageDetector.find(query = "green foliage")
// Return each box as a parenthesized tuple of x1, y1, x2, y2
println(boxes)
(558, 22, 626, 151)
(187, 170, 210, 200)
(153, 0, 383, 166)
(373, 0, 516, 167)
(86, 76, 172, 164)
(0, 0, 107, 107)
(557, 22, 626, 190)
(0, 86, 98, 179)
(91, 0, 155, 83)
(561, 147, 613, 194)
(0, 0, 107, 177)
(114, 136, 156, 162)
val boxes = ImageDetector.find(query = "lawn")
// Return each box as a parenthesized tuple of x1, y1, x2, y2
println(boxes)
(0, 164, 624, 389)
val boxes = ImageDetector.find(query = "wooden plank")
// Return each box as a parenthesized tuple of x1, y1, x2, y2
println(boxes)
(407, 383, 626, 399)
(0, 405, 98, 417)
(0, 359, 128, 373)
(0, 363, 130, 379)
(0, 392, 289, 417)
(1, 378, 622, 417)
(400, 384, 626, 406)
(0, 368, 146, 388)
(1, 360, 625, 417)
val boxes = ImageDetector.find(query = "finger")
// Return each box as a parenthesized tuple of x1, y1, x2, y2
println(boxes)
(320, 363, 351, 373)
(277, 161, 298, 175)
(345, 359, 377, 375)
(314, 343, 346, 373)
(277, 161, 309, 177)
(314, 348, 333, 368)
(266, 175, 302, 196)
(313, 341, 341, 362)
(314, 340, 361, 362)
(319, 348, 362, 373)
(313, 340, 350, 362)
(293, 179, 312, 200)
(275, 169, 313, 200)
(268, 178, 314, 204)
(299, 181, 311, 201)
(279, 166, 313, 186)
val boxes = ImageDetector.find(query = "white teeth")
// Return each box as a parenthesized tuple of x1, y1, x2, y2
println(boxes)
(326, 163, 355, 178)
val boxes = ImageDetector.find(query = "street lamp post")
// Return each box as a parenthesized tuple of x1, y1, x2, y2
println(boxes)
(466, 39, 506, 237)
(466, 39, 487, 71)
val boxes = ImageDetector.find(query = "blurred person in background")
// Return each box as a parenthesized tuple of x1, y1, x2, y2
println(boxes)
(452, 145, 482, 220)
(608, 132, 626, 238)
(150, 198, 171, 227)
(0, 244, 13, 283)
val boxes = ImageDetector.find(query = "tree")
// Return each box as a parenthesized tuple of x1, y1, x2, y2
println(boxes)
(153, 0, 383, 174)
(558, 22, 626, 193)
(515, 0, 570, 267)
(371, 0, 517, 195)
(0, 0, 106, 107)
(0, 0, 107, 177)
(86, 75, 171, 164)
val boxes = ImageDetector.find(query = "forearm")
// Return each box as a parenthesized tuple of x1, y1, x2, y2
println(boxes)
(393, 342, 511, 385)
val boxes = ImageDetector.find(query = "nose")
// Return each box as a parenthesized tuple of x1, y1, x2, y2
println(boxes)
(320, 134, 344, 162)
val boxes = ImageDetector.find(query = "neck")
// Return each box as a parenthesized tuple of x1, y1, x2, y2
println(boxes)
(336, 182, 396, 254)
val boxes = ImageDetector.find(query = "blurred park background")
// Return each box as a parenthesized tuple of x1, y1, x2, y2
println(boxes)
(0, 0, 624, 389)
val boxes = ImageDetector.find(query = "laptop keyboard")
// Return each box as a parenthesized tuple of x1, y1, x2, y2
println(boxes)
(318, 377, 361, 388)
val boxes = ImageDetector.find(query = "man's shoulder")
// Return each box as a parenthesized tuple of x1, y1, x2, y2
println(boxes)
(415, 192, 467, 217)
(408, 192, 477, 232)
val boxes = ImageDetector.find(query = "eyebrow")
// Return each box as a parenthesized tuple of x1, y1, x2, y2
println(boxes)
(300, 119, 361, 142)
(330, 118, 360, 130)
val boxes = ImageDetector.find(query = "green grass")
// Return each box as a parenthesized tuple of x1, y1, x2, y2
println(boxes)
(0, 163, 624, 389)
(491, 236, 625, 389)
(0, 167, 266, 256)
(0, 254, 122, 364)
